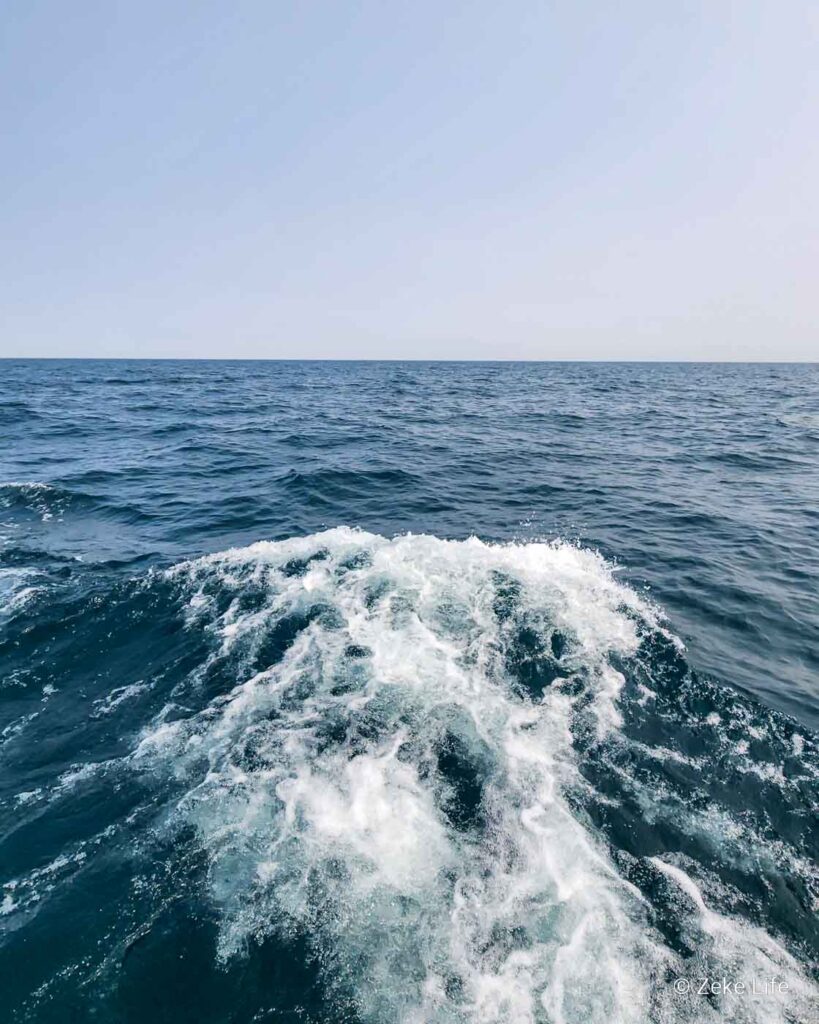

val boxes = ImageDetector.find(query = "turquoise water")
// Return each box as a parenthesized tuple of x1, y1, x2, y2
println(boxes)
(1, 360, 817, 1022)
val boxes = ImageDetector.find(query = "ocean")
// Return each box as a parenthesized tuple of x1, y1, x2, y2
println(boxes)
(1, 359, 817, 1023)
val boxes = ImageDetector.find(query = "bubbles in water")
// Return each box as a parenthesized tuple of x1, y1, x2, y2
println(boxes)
(130, 528, 817, 1024)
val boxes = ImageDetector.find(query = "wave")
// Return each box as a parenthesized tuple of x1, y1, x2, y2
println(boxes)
(0, 401, 40, 425)
(280, 467, 425, 498)
(778, 412, 819, 435)
(0, 481, 151, 535)
(124, 528, 817, 1023)
(0, 567, 44, 618)
(0, 482, 77, 523)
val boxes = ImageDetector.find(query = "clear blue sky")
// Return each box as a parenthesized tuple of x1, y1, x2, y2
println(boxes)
(2, 1, 817, 360)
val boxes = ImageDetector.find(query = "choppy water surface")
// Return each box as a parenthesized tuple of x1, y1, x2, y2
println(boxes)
(1, 360, 817, 1023)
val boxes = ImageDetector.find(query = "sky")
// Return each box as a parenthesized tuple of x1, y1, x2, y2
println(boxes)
(1, 1, 817, 361)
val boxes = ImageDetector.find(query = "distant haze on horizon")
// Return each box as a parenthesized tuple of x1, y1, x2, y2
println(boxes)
(2, 2, 818, 362)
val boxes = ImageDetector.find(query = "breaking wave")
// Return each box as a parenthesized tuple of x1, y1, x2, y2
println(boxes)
(121, 528, 817, 1024)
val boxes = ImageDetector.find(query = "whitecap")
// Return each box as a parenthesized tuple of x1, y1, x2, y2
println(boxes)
(131, 528, 816, 1024)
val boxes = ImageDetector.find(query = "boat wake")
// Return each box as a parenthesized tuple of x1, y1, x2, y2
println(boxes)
(122, 528, 816, 1023)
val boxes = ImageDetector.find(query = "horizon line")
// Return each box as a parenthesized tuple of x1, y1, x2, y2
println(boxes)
(2, 356, 818, 366)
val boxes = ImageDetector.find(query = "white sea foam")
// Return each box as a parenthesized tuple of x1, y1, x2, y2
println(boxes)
(651, 859, 818, 1024)
(1, 848, 88, 924)
(0, 567, 43, 616)
(132, 528, 816, 1024)
(0, 481, 68, 522)
(91, 681, 150, 717)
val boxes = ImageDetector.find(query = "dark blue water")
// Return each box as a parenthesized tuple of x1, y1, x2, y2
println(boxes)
(1, 360, 817, 1023)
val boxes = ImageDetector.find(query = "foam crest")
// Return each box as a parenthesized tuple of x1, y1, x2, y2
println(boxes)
(132, 528, 816, 1023)
(0, 481, 70, 522)
(0, 567, 43, 617)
